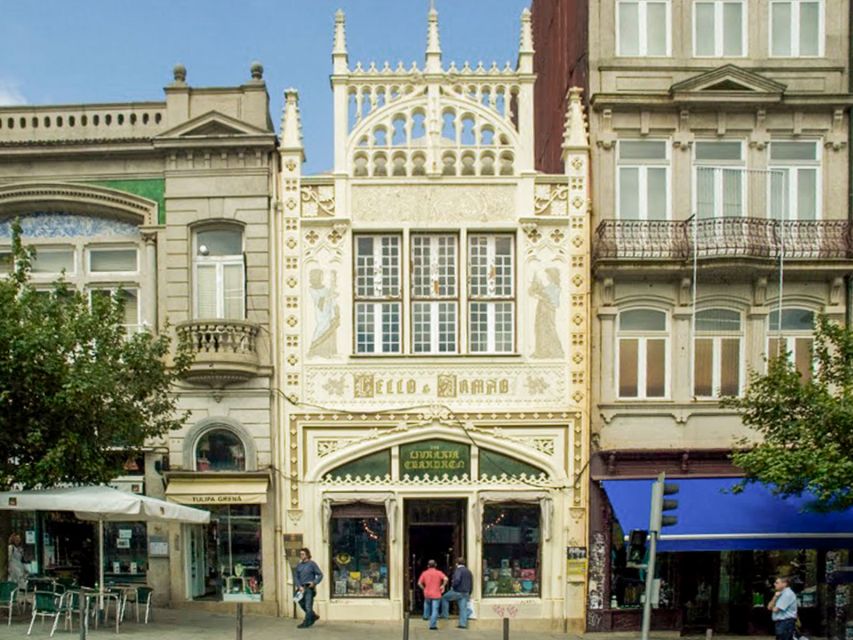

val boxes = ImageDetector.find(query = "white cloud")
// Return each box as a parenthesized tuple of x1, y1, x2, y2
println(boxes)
(0, 80, 26, 106)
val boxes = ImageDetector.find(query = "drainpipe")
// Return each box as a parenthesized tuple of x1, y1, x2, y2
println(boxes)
(847, 0, 853, 328)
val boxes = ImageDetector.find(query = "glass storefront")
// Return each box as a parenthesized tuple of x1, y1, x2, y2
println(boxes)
(482, 503, 541, 597)
(104, 522, 147, 580)
(330, 504, 389, 598)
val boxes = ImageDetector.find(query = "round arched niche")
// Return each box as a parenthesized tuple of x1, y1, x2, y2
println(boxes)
(182, 417, 258, 472)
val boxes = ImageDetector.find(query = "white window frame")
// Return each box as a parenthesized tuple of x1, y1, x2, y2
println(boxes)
(468, 234, 515, 354)
(89, 286, 143, 333)
(86, 245, 139, 275)
(692, 308, 744, 398)
(616, 0, 672, 57)
(693, 0, 747, 57)
(616, 308, 671, 400)
(693, 140, 747, 218)
(769, 0, 824, 57)
(192, 228, 245, 320)
(768, 140, 822, 221)
(29, 246, 76, 276)
(353, 234, 402, 354)
(410, 233, 458, 354)
(617, 140, 672, 220)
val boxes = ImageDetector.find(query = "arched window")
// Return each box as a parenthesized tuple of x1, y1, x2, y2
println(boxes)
(193, 226, 244, 319)
(694, 308, 742, 398)
(195, 428, 246, 471)
(768, 308, 815, 382)
(618, 308, 668, 399)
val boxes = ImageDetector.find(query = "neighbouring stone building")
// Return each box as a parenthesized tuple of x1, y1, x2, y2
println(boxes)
(0, 65, 279, 613)
(533, 0, 852, 636)
(274, 6, 592, 630)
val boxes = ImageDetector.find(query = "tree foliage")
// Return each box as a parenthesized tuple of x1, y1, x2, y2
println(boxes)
(0, 220, 192, 490)
(723, 314, 853, 511)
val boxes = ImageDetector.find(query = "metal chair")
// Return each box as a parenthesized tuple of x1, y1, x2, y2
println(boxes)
(0, 581, 18, 626)
(61, 591, 81, 632)
(27, 591, 65, 637)
(135, 587, 153, 624)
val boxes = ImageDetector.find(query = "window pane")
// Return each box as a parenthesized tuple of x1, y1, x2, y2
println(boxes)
(620, 308, 667, 331)
(696, 308, 741, 332)
(355, 237, 376, 297)
(771, 2, 792, 56)
(769, 169, 789, 220)
(620, 140, 668, 160)
(89, 248, 137, 273)
(113, 289, 140, 328)
(223, 262, 244, 319)
(438, 302, 457, 353)
(696, 141, 742, 161)
(722, 169, 743, 216)
(720, 338, 741, 395)
(796, 168, 817, 220)
(196, 429, 246, 471)
(771, 141, 817, 161)
(794, 337, 814, 382)
(413, 302, 432, 353)
(195, 264, 218, 318)
(799, 1, 820, 55)
(619, 168, 640, 220)
(619, 2, 640, 55)
(355, 303, 376, 353)
(469, 302, 489, 352)
(197, 229, 242, 256)
(647, 2, 668, 55)
(494, 302, 514, 352)
(694, 338, 714, 396)
(493, 237, 514, 296)
(695, 3, 716, 55)
(0, 251, 12, 273)
(646, 338, 666, 397)
(723, 2, 743, 55)
(768, 337, 783, 358)
(769, 308, 815, 331)
(482, 504, 540, 597)
(330, 514, 389, 598)
(696, 168, 716, 218)
(31, 249, 74, 274)
(381, 303, 400, 353)
(619, 338, 639, 397)
(646, 168, 668, 219)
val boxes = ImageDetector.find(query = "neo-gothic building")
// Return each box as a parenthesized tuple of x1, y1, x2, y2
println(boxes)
(275, 6, 591, 630)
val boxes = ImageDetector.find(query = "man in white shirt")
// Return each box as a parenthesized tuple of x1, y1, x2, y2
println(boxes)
(767, 576, 798, 640)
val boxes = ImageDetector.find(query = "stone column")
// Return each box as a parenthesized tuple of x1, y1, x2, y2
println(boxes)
(141, 229, 158, 331)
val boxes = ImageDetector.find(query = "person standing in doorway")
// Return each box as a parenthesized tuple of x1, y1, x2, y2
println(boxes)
(294, 548, 323, 629)
(417, 559, 448, 630)
(768, 576, 798, 640)
(441, 557, 473, 628)
(7, 533, 27, 588)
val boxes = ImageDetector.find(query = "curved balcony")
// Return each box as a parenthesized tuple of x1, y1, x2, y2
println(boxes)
(594, 218, 852, 267)
(176, 319, 261, 387)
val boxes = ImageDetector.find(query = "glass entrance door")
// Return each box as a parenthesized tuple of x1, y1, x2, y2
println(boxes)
(403, 499, 466, 614)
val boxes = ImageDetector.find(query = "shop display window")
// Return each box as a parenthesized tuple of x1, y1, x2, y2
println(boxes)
(104, 522, 147, 579)
(330, 504, 389, 598)
(196, 429, 246, 471)
(10, 512, 38, 575)
(482, 503, 540, 597)
(208, 505, 262, 600)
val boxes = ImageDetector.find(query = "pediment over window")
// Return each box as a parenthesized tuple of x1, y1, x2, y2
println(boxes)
(155, 110, 270, 139)
(670, 65, 787, 103)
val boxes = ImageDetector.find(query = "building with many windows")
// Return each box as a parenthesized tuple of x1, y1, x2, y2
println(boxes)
(533, 0, 852, 635)
(274, 6, 592, 630)
(0, 65, 279, 613)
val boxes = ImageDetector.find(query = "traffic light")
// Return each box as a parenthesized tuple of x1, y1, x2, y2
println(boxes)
(649, 476, 679, 532)
(627, 529, 648, 567)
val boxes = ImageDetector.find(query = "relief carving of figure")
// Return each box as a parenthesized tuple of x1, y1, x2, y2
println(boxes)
(529, 267, 564, 359)
(308, 269, 339, 358)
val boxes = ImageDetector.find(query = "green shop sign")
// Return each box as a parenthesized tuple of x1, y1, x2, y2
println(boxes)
(399, 440, 470, 479)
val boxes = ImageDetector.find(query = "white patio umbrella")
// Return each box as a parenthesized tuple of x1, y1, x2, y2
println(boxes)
(0, 485, 209, 609)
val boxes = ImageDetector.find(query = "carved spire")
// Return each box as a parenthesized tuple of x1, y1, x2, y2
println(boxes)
(332, 9, 348, 74)
(425, 1, 442, 73)
(281, 88, 304, 156)
(517, 8, 534, 73)
(562, 87, 589, 153)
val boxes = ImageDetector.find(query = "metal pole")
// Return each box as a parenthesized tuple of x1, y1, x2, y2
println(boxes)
(79, 593, 88, 640)
(236, 602, 243, 640)
(640, 529, 658, 640)
(503, 616, 510, 640)
(402, 612, 410, 640)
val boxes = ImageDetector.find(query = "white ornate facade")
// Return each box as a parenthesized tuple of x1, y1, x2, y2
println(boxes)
(276, 7, 592, 631)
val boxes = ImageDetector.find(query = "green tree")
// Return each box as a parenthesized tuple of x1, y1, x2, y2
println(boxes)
(0, 220, 192, 571)
(723, 314, 853, 511)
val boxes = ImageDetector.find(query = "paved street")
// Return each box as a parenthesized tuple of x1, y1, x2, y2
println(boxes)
(0, 606, 774, 640)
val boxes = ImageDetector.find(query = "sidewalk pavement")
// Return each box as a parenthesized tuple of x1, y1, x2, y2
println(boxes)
(0, 606, 774, 640)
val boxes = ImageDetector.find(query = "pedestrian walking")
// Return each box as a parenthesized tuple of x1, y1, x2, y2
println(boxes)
(294, 547, 323, 629)
(441, 557, 473, 628)
(417, 559, 448, 630)
(768, 576, 798, 640)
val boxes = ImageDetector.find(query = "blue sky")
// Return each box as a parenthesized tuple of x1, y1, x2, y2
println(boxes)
(0, 0, 531, 174)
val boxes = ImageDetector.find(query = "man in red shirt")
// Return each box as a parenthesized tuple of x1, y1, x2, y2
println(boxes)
(417, 559, 448, 630)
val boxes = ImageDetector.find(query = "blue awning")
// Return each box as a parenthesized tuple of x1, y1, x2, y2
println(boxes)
(601, 478, 853, 552)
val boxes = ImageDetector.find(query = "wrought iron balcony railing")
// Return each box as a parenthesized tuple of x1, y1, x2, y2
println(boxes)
(176, 319, 261, 386)
(594, 218, 852, 262)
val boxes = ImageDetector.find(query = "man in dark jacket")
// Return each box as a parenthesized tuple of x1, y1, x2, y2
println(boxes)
(294, 547, 323, 628)
(441, 557, 474, 628)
